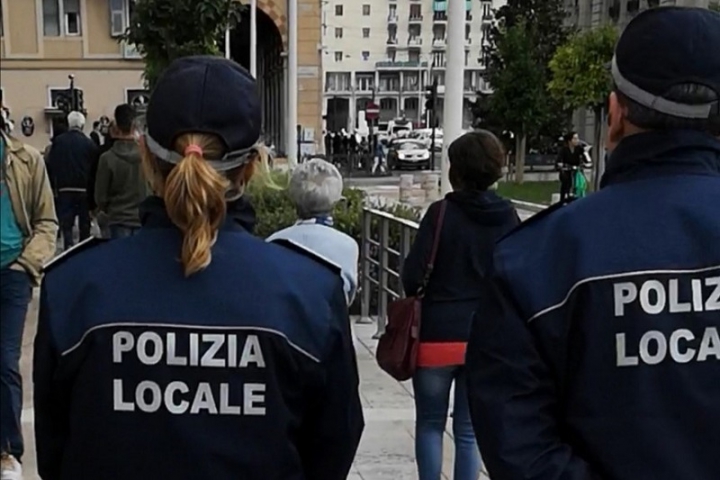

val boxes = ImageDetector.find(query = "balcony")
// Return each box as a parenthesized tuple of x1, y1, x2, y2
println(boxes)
(376, 61, 429, 70)
(433, 12, 447, 22)
(432, 38, 446, 49)
(387, 37, 399, 47)
(408, 15, 423, 23)
(407, 37, 423, 48)
(388, 14, 399, 23)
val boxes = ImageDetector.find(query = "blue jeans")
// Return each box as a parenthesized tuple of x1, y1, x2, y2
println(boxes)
(413, 366, 481, 480)
(109, 225, 139, 240)
(0, 268, 32, 459)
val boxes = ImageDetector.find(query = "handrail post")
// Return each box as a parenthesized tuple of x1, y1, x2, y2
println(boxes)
(359, 209, 372, 324)
(374, 217, 390, 339)
(398, 225, 412, 298)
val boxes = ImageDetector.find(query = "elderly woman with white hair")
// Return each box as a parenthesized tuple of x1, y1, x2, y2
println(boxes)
(267, 158, 359, 304)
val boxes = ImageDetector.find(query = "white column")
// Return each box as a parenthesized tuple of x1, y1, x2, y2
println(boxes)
(441, 0, 465, 194)
(286, 0, 298, 166)
(250, 0, 258, 77)
(224, 27, 231, 59)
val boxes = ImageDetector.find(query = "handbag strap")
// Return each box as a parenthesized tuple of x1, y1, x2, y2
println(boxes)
(418, 200, 447, 295)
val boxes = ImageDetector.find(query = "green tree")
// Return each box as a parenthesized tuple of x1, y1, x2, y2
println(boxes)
(548, 25, 618, 187)
(484, 0, 572, 182)
(487, 19, 549, 184)
(123, 0, 245, 89)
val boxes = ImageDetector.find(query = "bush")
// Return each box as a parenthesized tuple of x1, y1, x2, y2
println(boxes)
(248, 171, 423, 315)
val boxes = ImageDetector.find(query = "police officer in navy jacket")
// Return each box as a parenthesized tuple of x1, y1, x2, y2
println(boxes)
(466, 7, 720, 480)
(33, 56, 364, 480)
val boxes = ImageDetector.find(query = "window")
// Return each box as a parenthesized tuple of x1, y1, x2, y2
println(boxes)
(335, 28, 343, 38)
(126, 89, 150, 110)
(334, 51, 343, 62)
(43, 0, 61, 36)
(410, 4, 422, 20)
(363, 28, 370, 38)
(43, 0, 82, 36)
(110, 0, 127, 37)
(362, 51, 370, 61)
(325, 72, 351, 92)
(335, 5, 343, 16)
(363, 5, 370, 16)
(388, 4, 397, 19)
(409, 51, 420, 63)
(64, 0, 81, 35)
(356, 74, 375, 91)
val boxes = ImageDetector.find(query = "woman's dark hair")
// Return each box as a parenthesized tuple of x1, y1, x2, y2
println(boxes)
(563, 131, 577, 144)
(448, 130, 505, 191)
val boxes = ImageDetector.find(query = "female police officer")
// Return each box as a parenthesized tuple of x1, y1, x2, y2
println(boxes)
(33, 56, 363, 480)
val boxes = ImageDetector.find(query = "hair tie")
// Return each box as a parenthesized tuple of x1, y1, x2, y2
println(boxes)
(184, 144, 204, 157)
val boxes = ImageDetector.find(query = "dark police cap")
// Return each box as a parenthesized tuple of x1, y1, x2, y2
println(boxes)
(146, 56, 261, 172)
(612, 7, 720, 119)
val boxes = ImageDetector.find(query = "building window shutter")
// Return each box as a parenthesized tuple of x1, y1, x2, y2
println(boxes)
(110, 0, 126, 37)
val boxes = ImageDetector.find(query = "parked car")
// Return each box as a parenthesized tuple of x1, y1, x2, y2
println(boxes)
(388, 139, 431, 170)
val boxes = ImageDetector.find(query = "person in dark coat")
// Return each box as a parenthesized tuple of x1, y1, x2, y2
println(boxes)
(466, 7, 720, 480)
(556, 131, 583, 201)
(401, 130, 520, 480)
(33, 55, 363, 480)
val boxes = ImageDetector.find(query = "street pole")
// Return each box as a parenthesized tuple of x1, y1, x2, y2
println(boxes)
(224, 26, 231, 59)
(287, 0, 298, 167)
(250, 0, 258, 77)
(430, 79, 437, 171)
(441, 0, 465, 195)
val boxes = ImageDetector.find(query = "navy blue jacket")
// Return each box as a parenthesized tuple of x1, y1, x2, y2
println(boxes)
(402, 191, 519, 343)
(34, 197, 364, 480)
(466, 130, 720, 480)
(46, 129, 99, 192)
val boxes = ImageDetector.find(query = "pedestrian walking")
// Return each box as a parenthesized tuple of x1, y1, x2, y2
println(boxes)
(0, 113, 58, 480)
(401, 131, 520, 480)
(466, 7, 720, 480)
(267, 158, 359, 305)
(94, 104, 149, 239)
(45, 111, 99, 249)
(33, 56, 363, 480)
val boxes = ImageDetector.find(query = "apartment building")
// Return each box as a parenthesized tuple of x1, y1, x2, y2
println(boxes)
(322, 0, 506, 131)
(0, 0, 324, 153)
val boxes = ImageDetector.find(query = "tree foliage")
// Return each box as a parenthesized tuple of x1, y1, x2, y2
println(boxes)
(124, 0, 245, 89)
(548, 26, 619, 112)
(710, 2, 720, 13)
(486, 20, 548, 135)
(483, 0, 572, 140)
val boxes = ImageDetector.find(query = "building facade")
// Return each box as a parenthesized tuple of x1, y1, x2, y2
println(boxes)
(0, 0, 324, 154)
(321, 0, 506, 131)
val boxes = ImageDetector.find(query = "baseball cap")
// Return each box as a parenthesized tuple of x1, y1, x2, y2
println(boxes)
(611, 7, 720, 119)
(145, 55, 262, 172)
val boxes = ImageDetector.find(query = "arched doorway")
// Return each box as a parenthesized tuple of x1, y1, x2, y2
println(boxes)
(230, 7, 285, 154)
(327, 97, 349, 132)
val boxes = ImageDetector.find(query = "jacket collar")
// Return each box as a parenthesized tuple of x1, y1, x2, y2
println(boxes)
(1, 132, 26, 155)
(140, 195, 255, 233)
(601, 130, 720, 188)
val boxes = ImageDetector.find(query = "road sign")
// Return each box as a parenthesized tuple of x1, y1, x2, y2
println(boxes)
(366, 103, 380, 119)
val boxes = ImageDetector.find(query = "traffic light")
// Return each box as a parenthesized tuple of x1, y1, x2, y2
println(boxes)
(73, 89, 84, 111)
(424, 81, 438, 112)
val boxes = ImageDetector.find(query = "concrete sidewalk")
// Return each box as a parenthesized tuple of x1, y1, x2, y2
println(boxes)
(350, 320, 490, 480)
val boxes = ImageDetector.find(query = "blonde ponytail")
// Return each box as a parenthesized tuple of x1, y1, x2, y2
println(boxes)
(163, 134, 230, 276)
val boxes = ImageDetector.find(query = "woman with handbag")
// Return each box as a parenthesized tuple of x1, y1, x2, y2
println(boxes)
(401, 130, 519, 480)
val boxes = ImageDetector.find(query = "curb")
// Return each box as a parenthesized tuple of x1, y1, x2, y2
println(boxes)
(510, 199, 548, 213)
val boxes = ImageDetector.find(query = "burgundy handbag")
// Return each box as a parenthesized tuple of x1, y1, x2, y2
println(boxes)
(376, 201, 447, 381)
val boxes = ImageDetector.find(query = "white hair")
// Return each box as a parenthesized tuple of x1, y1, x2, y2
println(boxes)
(288, 158, 344, 218)
(67, 111, 86, 130)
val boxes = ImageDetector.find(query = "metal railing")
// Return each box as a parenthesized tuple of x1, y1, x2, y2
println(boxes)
(360, 208, 420, 339)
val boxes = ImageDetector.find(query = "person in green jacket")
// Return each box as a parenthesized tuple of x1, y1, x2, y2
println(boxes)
(94, 104, 150, 239)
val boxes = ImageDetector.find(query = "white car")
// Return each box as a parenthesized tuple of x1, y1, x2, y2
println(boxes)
(389, 140, 431, 170)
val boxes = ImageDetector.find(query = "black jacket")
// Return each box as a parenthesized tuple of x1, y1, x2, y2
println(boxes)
(34, 197, 364, 480)
(467, 129, 720, 480)
(45, 129, 99, 193)
(402, 190, 520, 343)
(556, 145, 583, 169)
